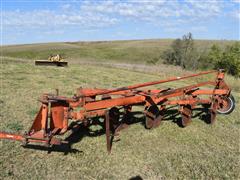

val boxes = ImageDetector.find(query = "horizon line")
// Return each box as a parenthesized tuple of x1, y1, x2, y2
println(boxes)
(2, 37, 239, 47)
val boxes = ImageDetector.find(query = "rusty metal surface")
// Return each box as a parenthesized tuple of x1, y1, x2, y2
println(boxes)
(0, 69, 235, 152)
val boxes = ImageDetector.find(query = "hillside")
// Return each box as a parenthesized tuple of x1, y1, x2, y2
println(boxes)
(1, 39, 236, 64)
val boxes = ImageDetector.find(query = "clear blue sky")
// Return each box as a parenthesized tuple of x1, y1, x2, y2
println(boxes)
(1, 0, 240, 45)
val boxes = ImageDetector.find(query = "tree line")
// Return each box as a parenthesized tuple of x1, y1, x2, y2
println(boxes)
(161, 33, 240, 77)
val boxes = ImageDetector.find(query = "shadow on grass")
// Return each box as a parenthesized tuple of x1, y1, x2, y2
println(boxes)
(23, 143, 82, 155)
(129, 175, 143, 180)
(167, 106, 214, 127)
(23, 106, 212, 154)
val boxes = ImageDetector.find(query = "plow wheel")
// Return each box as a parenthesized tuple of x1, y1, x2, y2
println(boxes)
(180, 105, 192, 127)
(145, 105, 163, 129)
(208, 94, 235, 125)
(217, 95, 235, 115)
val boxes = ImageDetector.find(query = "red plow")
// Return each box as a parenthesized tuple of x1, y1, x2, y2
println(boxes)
(0, 69, 235, 153)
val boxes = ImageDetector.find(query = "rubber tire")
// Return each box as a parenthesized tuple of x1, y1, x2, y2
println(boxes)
(217, 94, 235, 115)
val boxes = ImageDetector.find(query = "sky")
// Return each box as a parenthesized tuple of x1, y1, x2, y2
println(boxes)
(1, 0, 240, 45)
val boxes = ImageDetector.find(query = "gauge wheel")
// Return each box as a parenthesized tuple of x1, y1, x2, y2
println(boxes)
(217, 94, 235, 115)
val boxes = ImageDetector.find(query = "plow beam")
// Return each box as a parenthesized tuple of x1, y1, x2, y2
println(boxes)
(81, 70, 218, 97)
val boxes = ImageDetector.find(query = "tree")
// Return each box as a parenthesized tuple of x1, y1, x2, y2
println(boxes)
(199, 44, 222, 69)
(162, 32, 199, 69)
(162, 33, 240, 77)
(215, 42, 240, 77)
(181, 33, 194, 68)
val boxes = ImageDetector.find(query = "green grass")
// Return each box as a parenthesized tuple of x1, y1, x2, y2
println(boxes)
(0, 54, 239, 179)
(1, 39, 236, 64)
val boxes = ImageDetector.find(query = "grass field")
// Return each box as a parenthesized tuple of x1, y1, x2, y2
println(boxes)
(1, 39, 236, 64)
(0, 40, 240, 179)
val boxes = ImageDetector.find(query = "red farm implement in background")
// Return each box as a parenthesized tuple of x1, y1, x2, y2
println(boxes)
(0, 69, 235, 153)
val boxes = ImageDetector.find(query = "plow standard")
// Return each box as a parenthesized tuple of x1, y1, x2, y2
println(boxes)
(0, 70, 235, 152)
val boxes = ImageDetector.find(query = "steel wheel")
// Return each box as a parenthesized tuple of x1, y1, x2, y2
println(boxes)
(217, 95, 235, 115)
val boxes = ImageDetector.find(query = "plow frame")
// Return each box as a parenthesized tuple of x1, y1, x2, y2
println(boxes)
(0, 69, 234, 152)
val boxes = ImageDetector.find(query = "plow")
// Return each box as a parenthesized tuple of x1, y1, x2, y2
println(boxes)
(0, 69, 235, 153)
